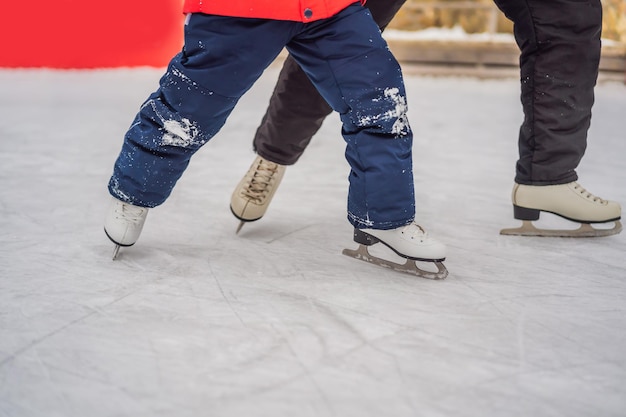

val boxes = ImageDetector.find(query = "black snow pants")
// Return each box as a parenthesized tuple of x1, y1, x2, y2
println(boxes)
(494, 0, 602, 185)
(252, 0, 602, 185)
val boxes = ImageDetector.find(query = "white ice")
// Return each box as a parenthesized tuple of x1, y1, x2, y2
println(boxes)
(1, 65, 625, 417)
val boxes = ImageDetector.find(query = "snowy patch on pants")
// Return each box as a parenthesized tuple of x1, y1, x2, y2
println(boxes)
(357, 88, 410, 136)
(348, 211, 414, 230)
(109, 177, 133, 204)
(169, 66, 198, 90)
(161, 118, 203, 147)
(348, 211, 375, 228)
(140, 99, 205, 148)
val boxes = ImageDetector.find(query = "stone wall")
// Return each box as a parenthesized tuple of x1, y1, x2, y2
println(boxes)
(388, 0, 626, 43)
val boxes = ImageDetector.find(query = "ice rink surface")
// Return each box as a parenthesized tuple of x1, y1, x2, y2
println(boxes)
(1, 65, 625, 417)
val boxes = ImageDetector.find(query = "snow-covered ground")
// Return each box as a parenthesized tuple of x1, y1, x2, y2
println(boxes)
(1, 65, 625, 417)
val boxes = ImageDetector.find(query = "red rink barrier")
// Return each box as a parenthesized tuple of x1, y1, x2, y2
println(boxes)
(0, 0, 185, 68)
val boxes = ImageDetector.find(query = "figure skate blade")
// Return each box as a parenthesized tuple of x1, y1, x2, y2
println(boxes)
(342, 244, 448, 280)
(500, 220, 622, 237)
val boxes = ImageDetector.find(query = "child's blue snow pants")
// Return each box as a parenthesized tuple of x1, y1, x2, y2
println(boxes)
(109, 3, 415, 230)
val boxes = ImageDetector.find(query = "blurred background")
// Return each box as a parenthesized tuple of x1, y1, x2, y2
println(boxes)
(384, 0, 626, 80)
(389, 0, 625, 41)
(0, 0, 624, 80)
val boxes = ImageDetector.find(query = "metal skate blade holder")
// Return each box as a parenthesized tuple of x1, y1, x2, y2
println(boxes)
(500, 220, 622, 237)
(342, 243, 448, 280)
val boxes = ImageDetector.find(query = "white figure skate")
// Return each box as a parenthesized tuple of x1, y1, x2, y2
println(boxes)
(343, 222, 448, 279)
(500, 182, 622, 237)
(230, 155, 286, 233)
(104, 197, 149, 259)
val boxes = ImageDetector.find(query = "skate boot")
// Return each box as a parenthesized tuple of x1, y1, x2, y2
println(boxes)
(500, 182, 622, 237)
(230, 155, 286, 233)
(343, 222, 448, 279)
(104, 197, 149, 259)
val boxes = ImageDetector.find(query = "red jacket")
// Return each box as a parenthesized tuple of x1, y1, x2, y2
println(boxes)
(183, 0, 364, 23)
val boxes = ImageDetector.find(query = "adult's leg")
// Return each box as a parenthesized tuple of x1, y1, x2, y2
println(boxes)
(253, 0, 407, 165)
(108, 14, 294, 207)
(493, 0, 602, 185)
(495, 0, 621, 237)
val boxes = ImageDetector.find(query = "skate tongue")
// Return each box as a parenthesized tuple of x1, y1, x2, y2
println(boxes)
(573, 182, 606, 203)
(402, 222, 427, 239)
(121, 205, 147, 224)
(243, 160, 278, 202)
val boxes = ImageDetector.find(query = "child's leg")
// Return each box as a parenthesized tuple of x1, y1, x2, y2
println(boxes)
(287, 4, 415, 230)
(251, 0, 407, 167)
(108, 14, 293, 208)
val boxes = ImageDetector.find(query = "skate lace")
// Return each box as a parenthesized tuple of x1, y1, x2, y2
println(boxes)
(573, 183, 607, 204)
(117, 204, 146, 225)
(242, 159, 279, 203)
(400, 222, 429, 242)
